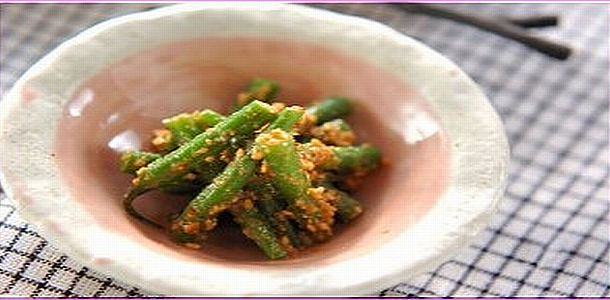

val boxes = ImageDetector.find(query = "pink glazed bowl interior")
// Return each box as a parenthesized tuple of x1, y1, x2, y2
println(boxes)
(55, 36, 450, 266)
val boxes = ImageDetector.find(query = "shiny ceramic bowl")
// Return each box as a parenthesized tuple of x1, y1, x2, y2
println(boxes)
(0, 3, 509, 296)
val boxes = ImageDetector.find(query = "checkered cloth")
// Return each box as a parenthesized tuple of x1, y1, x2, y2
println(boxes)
(1, 3, 608, 297)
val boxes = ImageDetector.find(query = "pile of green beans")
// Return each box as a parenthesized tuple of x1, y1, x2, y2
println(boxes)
(119, 78, 382, 259)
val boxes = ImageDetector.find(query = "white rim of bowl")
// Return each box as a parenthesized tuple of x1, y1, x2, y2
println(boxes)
(0, 3, 509, 296)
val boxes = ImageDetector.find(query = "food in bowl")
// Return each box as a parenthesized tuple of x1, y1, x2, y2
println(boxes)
(55, 34, 443, 265)
(0, 3, 509, 296)
(120, 78, 382, 259)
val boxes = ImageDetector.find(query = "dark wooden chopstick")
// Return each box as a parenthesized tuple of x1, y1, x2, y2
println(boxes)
(504, 15, 559, 28)
(393, 3, 571, 60)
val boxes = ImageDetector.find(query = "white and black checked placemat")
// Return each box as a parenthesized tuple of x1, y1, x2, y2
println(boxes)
(1, 3, 608, 297)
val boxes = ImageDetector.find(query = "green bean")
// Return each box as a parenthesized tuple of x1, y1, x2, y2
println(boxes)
(119, 150, 161, 175)
(299, 142, 381, 172)
(167, 106, 303, 242)
(135, 101, 274, 189)
(248, 106, 306, 248)
(234, 78, 280, 109)
(124, 100, 277, 227)
(160, 109, 225, 150)
(266, 106, 303, 133)
(118, 78, 383, 259)
(168, 147, 258, 242)
(326, 186, 363, 222)
(248, 180, 303, 249)
(153, 110, 225, 153)
(229, 198, 287, 259)
(254, 129, 334, 239)
(305, 96, 352, 125)
(308, 118, 356, 146)
(309, 179, 363, 223)
(331, 144, 381, 171)
(191, 109, 226, 127)
(119, 151, 204, 194)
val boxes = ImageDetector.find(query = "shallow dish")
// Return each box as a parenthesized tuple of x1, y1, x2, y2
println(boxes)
(0, 3, 509, 296)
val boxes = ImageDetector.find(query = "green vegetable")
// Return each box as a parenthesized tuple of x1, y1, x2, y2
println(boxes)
(124, 100, 277, 227)
(305, 96, 352, 124)
(299, 142, 381, 172)
(168, 147, 258, 242)
(119, 150, 161, 175)
(167, 106, 304, 245)
(119, 78, 382, 260)
(308, 118, 356, 146)
(161, 109, 225, 151)
(266, 106, 303, 133)
(249, 180, 303, 250)
(326, 185, 363, 222)
(234, 78, 281, 110)
(330, 144, 382, 171)
(254, 129, 333, 240)
(230, 199, 288, 259)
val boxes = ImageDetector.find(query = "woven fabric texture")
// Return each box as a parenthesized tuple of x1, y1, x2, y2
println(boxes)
(1, 3, 608, 297)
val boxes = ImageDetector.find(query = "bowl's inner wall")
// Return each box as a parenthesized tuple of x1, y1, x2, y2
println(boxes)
(55, 37, 450, 266)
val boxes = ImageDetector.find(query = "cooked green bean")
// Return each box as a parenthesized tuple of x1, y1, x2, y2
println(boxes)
(309, 118, 355, 146)
(119, 150, 161, 175)
(168, 147, 258, 242)
(152, 110, 225, 153)
(266, 106, 303, 133)
(254, 129, 334, 240)
(234, 78, 280, 109)
(134, 101, 274, 189)
(248, 180, 303, 250)
(299, 141, 381, 172)
(191, 109, 226, 127)
(229, 197, 288, 259)
(249, 106, 306, 249)
(120, 112, 226, 195)
(305, 96, 352, 125)
(160, 109, 225, 150)
(168, 106, 304, 243)
(119, 78, 383, 259)
(124, 100, 277, 227)
(119, 151, 204, 194)
(326, 186, 363, 222)
(331, 144, 381, 171)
